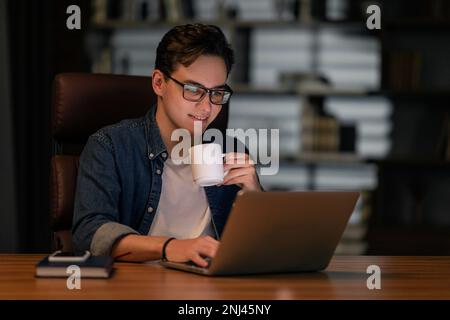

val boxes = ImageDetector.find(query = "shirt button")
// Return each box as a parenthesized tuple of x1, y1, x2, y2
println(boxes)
(149, 153, 154, 159)
(156, 169, 161, 175)
(162, 152, 167, 158)
(147, 207, 154, 213)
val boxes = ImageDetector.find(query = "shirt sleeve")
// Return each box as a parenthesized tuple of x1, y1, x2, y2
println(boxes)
(72, 132, 138, 255)
(90, 221, 138, 256)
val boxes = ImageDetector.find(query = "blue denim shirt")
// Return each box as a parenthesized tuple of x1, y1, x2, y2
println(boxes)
(72, 105, 242, 255)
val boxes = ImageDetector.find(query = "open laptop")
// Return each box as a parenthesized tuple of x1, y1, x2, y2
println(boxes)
(160, 191, 359, 276)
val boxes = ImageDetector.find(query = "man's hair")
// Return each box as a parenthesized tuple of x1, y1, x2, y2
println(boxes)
(155, 24, 234, 76)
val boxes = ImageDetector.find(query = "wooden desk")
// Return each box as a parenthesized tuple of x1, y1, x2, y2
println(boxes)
(1, 255, 449, 300)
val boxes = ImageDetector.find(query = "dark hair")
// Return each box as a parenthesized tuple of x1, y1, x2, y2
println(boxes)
(155, 24, 234, 76)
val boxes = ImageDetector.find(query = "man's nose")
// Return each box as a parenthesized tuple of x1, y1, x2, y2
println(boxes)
(196, 92, 212, 114)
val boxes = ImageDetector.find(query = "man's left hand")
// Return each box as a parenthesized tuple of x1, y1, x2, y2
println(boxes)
(220, 152, 262, 192)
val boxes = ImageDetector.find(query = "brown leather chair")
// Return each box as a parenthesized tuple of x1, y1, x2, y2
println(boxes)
(50, 73, 229, 252)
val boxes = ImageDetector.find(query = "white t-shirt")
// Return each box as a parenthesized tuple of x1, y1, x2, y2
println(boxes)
(147, 158, 215, 239)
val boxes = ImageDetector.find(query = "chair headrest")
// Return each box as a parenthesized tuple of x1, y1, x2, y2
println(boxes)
(52, 73, 157, 143)
(51, 72, 230, 145)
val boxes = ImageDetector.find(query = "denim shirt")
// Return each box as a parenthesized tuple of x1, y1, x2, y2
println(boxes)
(72, 105, 242, 256)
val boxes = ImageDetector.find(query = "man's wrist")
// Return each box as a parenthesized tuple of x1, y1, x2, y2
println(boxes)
(161, 237, 176, 261)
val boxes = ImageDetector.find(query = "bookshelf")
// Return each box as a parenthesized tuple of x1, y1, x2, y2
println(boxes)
(84, 0, 450, 255)
(373, 0, 450, 253)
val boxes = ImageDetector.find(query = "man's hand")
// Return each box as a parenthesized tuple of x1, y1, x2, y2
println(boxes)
(221, 152, 262, 192)
(165, 236, 219, 267)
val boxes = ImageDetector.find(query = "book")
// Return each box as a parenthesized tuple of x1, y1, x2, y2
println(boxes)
(91, 0, 107, 24)
(259, 164, 310, 190)
(314, 163, 378, 190)
(35, 256, 114, 278)
(297, 0, 313, 23)
(165, 0, 182, 22)
(301, 103, 340, 153)
(386, 51, 422, 90)
(324, 96, 393, 121)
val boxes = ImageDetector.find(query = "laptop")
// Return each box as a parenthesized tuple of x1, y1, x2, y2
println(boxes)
(160, 191, 359, 276)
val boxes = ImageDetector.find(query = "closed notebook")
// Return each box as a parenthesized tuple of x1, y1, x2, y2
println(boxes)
(35, 256, 114, 278)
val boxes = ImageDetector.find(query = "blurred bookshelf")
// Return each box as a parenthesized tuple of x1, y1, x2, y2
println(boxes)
(84, 0, 450, 255)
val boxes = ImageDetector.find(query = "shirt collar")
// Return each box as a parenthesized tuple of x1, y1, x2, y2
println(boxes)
(145, 105, 167, 160)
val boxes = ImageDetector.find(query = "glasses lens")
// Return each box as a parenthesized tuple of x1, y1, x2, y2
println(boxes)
(210, 90, 231, 105)
(183, 84, 205, 101)
(182, 82, 231, 105)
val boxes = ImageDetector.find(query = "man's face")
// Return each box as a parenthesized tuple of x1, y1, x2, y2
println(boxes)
(155, 55, 228, 135)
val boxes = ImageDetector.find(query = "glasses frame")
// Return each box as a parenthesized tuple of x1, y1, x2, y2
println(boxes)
(164, 73, 233, 106)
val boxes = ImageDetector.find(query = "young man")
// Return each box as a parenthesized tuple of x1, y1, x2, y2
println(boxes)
(72, 24, 262, 267)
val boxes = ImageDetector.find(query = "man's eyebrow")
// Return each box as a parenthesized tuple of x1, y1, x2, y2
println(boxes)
(184, 79, 227, 89)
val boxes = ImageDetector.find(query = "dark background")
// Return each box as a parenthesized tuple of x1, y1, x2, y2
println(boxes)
(1, 0, 450, 254)
(1, 0, 90, 252)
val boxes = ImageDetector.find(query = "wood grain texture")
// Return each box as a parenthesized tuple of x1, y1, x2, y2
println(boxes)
(1, 255, 449, 300)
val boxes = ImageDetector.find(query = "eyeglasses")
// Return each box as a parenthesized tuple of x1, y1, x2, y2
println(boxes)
(164, 73, 233, 105)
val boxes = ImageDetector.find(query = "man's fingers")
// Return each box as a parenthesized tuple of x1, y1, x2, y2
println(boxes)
(199, 242, 218, 258)
(191, 254, 209, 268)
(190, 243, 217, 268)
(223, 176, 246, 186)
(203, 236, 220, 245)
(224, 153, 249, 165)
(187, 237, 221, 267)
(224, 152, 248, 160)
(223, 160, 254, 171)
(223, 167, 252, 184)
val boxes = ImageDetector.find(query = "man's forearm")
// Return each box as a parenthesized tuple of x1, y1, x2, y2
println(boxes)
(111, 234, 170, 262)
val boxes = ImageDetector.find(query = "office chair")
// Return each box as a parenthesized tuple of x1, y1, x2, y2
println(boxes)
(50, 73, 229, 252)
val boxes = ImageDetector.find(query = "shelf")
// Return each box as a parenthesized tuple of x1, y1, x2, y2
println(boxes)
(88, 18, 450, 36)
(384, 18, 450, 29)
(231, 84, 450, 98)
(281, 152, 365, 164)
(382, 89, 450, 98)
(232, 83, 372, 96)
(366, 226, 450, 255)
(231, 84, 297, 95)
(278, 155, 450, 166)
(222, 19, 369, 29)
(372, 158, 450, 167)
(90, 19, 370, 30)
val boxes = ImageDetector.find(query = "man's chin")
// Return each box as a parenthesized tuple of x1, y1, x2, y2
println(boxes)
(185, 121, 208, 133)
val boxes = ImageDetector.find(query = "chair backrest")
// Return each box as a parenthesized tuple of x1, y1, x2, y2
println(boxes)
(50, 73, 229, 251)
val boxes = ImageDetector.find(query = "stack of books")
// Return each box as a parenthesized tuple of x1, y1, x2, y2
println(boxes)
(317, 27, 381, 90)
(250, 28, 313, 87)
(35, 255, 114, 278)
(324, 96, 393, 159)
(228, 94, 303, 158)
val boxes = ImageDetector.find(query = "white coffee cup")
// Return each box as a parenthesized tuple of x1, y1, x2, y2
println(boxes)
(189, 143, 225, 186)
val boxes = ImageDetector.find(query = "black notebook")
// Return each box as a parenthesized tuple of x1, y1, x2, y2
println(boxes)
(35, 256, 114, 278)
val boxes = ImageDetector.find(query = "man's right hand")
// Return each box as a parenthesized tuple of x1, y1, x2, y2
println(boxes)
(164, 236, 219, 268)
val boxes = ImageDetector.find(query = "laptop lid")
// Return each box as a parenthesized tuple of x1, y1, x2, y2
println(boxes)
(207, 191, 359, 275)
(162, 191, 359, 276)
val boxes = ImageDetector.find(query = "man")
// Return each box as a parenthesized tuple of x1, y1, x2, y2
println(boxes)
(72, 24, 262, 267)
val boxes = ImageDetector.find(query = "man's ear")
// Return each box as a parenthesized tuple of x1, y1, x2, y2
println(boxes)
(152, 69, 165, 96)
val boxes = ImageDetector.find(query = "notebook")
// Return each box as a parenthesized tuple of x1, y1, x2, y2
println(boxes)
(35, 255, 114, 278)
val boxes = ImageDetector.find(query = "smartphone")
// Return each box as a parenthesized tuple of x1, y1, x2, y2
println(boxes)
(48, 250, 91, 263)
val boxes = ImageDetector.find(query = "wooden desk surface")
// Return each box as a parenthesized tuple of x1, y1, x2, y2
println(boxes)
(1, 255, 449, 300)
